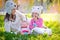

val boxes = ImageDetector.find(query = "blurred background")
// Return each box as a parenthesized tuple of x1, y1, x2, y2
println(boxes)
(0, 0, 60, 13)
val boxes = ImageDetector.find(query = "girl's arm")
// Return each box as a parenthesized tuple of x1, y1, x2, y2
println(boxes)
(29, 20, 34, 30)
(43, 23, 48, 29)
(40, 18, 47, 28)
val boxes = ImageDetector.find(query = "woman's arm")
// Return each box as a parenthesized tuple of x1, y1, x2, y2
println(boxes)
(4, 20, 11, 32)
(11, 16, 20, 24)
(11, 10, 26, 24)
(16, 10, 26, 21)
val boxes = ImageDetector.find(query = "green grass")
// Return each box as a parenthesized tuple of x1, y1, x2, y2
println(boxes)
(0, 15, 60, 40)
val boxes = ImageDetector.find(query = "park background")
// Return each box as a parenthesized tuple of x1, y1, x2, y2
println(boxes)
(0, 0, 60, 40)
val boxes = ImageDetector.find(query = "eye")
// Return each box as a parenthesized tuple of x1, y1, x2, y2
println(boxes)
(11, 3, 13, 5)
(38, 8, 39, 9)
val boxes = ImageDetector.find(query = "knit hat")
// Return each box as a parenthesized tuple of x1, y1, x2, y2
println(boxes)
(5, 0, 16, 14)
(31, 6, 43, 14)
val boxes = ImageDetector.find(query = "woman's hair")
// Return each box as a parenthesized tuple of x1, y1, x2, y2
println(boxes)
(4, 13, 10, 21)
(10, 14, 16, 22)
(4, 13, 16, 22)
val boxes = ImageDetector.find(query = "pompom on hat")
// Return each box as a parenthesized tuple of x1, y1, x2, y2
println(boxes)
(5, 0, 16, 14)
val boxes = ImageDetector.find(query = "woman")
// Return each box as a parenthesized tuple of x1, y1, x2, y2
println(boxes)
(4, 0, 26, 33)
(29, 6, 52, 35)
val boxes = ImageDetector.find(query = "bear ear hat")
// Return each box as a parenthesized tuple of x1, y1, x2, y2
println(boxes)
(5, 0, 16, 14)
(31, 6, 43, 14)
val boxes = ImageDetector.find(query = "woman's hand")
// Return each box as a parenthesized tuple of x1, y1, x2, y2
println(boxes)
(9, 17, 13, 21)
(9, 17, 15, 22)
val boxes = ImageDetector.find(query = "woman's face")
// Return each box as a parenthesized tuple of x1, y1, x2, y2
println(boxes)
(32, 12, 39, 19)
(11, 8, 16, 15)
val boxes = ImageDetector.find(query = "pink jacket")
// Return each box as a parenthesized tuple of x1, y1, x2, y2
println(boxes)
(29, 18, 43, 30)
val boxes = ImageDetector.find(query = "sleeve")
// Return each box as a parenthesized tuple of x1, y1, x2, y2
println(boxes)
(43, 21, 47, 28)
(40, 18, 46, 27)
(11, 10, 26, 24)
(4, 21, 11, 32)
(29, 20, 34, 30)
(40, 18, 46, 28)
(16, 10, 26, 21)
(41, 18, 43, 25)
(38, 18, 43, 28)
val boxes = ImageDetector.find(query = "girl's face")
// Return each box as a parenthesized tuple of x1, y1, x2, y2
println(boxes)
(11, 8, 16, 15)
(32, 12, 39, 19)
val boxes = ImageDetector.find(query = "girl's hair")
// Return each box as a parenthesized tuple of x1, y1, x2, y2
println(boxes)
(32, 13, 39, 17)
(4, 13, 10, 21)
(32, 12, 39, 19)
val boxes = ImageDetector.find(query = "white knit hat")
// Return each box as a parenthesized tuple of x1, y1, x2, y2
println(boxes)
(31, 6, 43, 14)
(5, 0, 16, 14)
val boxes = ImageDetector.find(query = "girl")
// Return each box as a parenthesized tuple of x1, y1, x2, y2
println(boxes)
(4, 0, 26, 34)
(29, 6, 52, 35)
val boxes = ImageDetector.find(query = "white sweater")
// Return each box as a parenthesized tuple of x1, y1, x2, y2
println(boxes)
(4, 10, 26, 32)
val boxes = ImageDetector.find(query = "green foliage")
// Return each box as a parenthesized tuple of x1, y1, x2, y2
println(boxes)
(0, 15, 4, 27)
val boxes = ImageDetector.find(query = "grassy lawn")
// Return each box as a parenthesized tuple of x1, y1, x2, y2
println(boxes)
(0, 14, 60, 40)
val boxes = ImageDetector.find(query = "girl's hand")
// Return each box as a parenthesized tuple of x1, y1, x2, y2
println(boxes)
(9, 17, 15, 22)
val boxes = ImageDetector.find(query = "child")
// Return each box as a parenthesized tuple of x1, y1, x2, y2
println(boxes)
(20, 21, 30, 35)
(29, 6, 52, 35)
